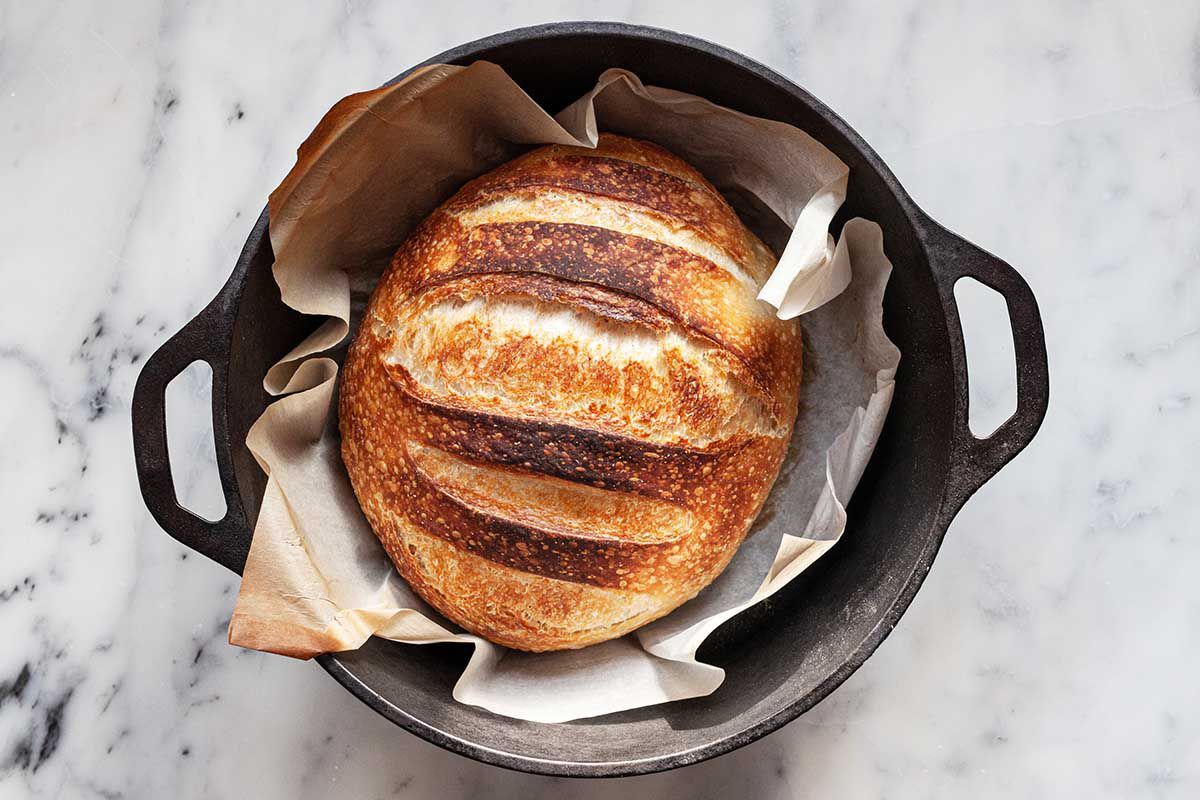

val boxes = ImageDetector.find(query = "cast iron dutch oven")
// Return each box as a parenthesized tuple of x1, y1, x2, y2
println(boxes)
(131, 22, 1049, 777)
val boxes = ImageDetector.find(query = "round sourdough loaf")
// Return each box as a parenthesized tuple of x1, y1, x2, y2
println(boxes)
(338, 134, 803, 651)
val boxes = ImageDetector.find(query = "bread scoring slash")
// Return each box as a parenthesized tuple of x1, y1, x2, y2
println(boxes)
(339, 134, 803, 651)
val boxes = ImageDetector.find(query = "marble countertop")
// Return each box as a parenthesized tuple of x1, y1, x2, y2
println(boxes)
(2, 1, 1197, 797)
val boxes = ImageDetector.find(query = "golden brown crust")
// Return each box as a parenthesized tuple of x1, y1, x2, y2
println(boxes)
(455, 155, 753, 266)
(400, 219, 799, 415)
(339, 134, 802, 651)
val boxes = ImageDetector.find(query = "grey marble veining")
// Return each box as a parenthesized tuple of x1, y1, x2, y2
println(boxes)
(1, 1, 1198, 797)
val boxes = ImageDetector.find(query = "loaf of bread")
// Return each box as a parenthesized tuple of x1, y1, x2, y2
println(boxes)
(339, 134, 803, 651)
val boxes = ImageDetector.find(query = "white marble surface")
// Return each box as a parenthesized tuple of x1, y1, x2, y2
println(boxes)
(1, 1, 1197, 796)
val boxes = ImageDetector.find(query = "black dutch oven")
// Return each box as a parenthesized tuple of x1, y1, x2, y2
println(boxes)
(131, 22, 1049, 778)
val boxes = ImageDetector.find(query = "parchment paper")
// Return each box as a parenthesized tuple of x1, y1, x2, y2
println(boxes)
(227, 62, 900, 723)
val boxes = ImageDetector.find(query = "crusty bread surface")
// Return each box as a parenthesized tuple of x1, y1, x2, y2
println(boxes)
(339, 134, 802, 651)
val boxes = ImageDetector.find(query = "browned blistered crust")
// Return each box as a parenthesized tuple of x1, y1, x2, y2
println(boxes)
(339, 134, 803, 651)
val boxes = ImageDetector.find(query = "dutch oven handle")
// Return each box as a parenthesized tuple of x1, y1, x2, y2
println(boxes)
(131, 292, 249, 573)
(920, 217, 1050, 511)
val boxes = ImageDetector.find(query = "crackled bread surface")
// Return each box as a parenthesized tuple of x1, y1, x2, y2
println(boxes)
(339, 134, 803, 651)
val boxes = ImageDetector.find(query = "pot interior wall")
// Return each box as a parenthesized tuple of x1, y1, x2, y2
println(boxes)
(222, 27, 955, 769)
